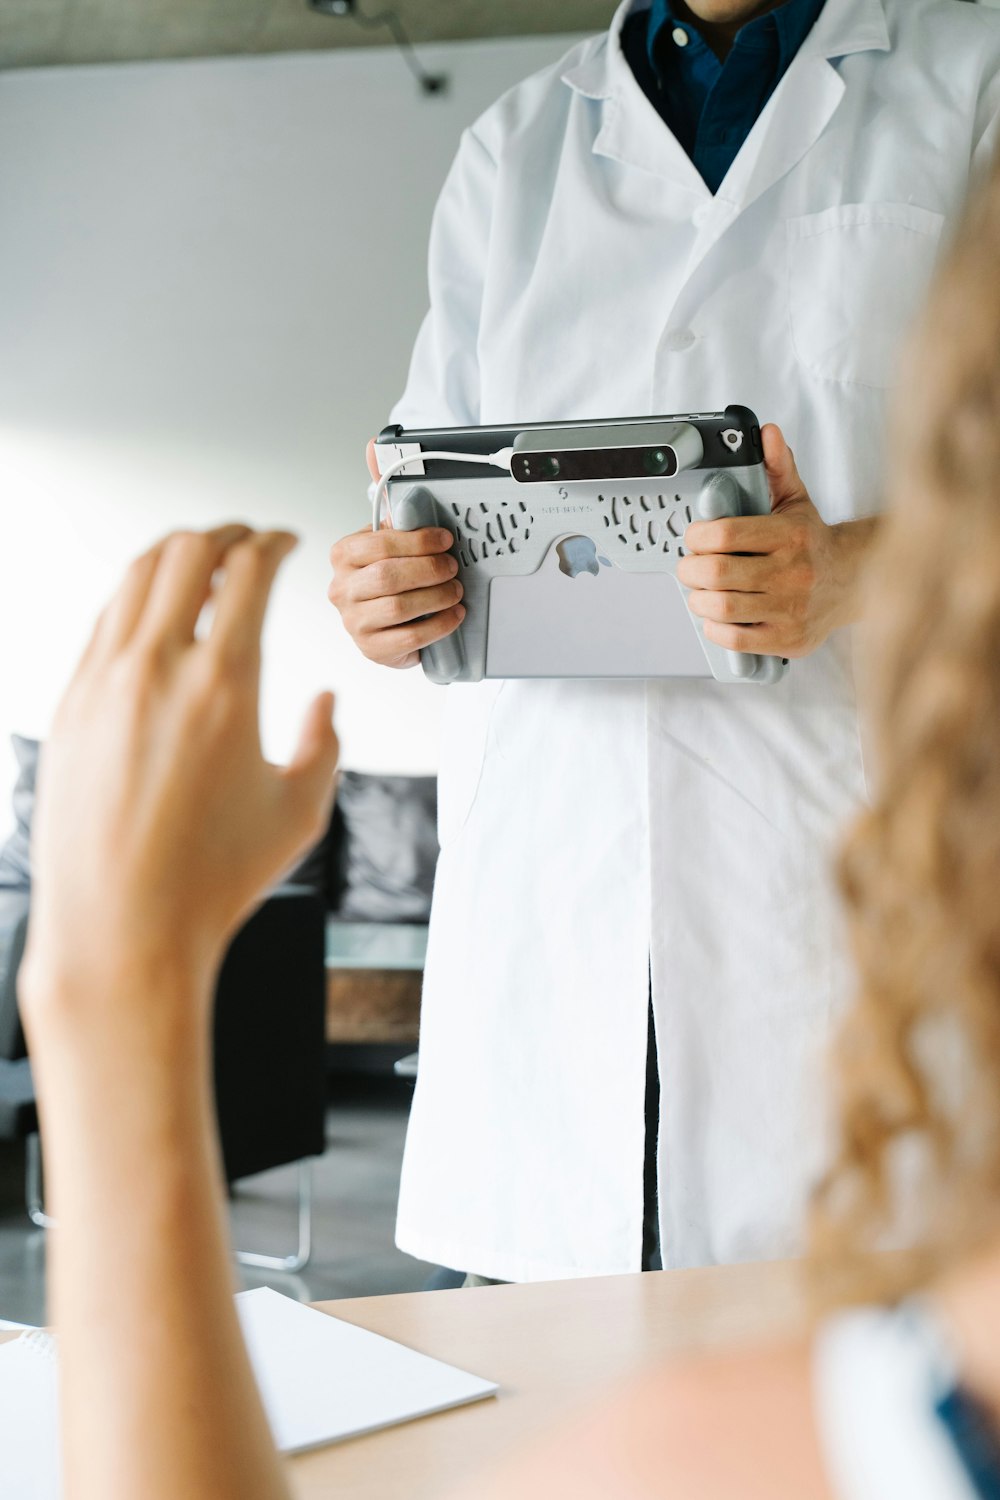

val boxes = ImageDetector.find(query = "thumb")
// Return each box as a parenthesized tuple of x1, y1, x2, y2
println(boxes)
(761, 423, 809, 513)
(283, 690, 339, 825)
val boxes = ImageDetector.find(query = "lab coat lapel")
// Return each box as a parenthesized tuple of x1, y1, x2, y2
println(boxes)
(685, 0, 891, 266)
(707, 56, 846, 232)
(562, 3, 710, 201)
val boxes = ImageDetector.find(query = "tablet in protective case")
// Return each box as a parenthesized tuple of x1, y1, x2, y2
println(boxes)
(375, 407, 787, 686)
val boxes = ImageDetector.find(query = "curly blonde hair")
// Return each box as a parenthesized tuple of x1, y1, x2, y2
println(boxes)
(809, 150, 1000, 1308)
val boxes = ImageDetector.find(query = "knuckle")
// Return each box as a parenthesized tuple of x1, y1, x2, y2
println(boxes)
(124, 637, 169, 686)
(368, 560, 396, 597)
(395, 624, 422, 655)
(386, 592, 411, 625)
(161, 528, 198, 561)
(340, 608, 364, 640)
(192, 670, 232, 722)
(244, 533, 274, 568)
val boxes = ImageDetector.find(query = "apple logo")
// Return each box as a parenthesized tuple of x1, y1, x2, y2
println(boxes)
(556, 536, 612, 579)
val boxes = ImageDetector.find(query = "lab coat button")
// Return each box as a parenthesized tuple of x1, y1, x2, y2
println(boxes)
(665, 329, 696, 353)
(693, 204, 712, 228)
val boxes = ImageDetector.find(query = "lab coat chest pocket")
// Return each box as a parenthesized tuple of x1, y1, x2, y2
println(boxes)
(786, 203, 945, 389)
(436, 679, 504, 848)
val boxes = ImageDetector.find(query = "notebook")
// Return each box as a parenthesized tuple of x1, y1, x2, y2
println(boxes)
(0, 1287, 497, 1494)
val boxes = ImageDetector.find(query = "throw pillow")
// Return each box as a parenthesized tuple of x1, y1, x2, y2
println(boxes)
(336, 772, 438, 923)
(0, 735, 39, 891)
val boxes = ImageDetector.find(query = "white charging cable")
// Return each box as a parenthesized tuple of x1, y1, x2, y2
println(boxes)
(372, 447, 515, 532)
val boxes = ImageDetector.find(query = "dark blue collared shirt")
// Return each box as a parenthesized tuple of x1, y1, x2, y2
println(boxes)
(936, 1387, 1000, 1500)
(621, 0, 827, 193)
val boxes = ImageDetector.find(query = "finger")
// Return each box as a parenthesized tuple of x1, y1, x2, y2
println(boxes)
(333, 526, 454, 570)
(88, 540, 169, 660)
(761, 424, 808, 511)
(687, 590, 774, 626)
(366, 438, 380, 484)
(281, 691, 340, 831)
(210, 531, 298, 664)
(136, 524, 253, 648)
(367, 580, 463, 628)
(684, 515, 781, 556)
(349, 552, 459, 604)
(703, 620, 786, 655)
(361, 603, 466, 660)
(676, 552, 774, 592)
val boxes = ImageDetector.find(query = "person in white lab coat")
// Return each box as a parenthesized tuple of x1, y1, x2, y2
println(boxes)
(328, 0, 1000, 1284)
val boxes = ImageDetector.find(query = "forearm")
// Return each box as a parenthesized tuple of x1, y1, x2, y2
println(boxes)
(828, 516, 882, 629)
(29, 971, 289, 1500)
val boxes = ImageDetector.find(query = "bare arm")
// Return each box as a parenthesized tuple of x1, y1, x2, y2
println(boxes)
(20, 525, 339, 1500)
(31, 979, 289, 1500)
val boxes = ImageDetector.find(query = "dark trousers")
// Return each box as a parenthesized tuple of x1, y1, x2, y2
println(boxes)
(642, 999, 662, 1272)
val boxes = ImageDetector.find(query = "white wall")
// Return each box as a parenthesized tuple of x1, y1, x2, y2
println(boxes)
(0, 34, 583, 837)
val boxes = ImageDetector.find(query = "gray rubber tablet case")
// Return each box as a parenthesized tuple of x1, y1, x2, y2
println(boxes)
(377, 407, 788, 686)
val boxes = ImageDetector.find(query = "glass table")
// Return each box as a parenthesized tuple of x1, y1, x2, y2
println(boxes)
(325, 920, 428, 973)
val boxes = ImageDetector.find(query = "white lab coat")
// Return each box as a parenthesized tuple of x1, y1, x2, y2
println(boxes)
(393, 0, 1000, 1281)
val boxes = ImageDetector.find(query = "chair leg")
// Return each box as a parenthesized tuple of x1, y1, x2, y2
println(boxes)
(27, 1132, 316, 1272)
(25, 1133, 56, 1230)
(234, 1159, 314, 1274)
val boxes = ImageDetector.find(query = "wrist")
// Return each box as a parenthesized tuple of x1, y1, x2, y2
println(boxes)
(22, 953, 214, 1074)
(828, 516, 880, 630)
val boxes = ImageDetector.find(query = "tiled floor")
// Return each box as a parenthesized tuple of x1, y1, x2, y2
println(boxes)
(0, 1074, 436, 1326)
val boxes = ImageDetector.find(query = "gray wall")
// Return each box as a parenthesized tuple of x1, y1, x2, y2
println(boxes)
(0, 35, 582, 834)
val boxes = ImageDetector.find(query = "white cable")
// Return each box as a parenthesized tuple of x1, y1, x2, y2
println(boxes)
(372, 447, 515, 531)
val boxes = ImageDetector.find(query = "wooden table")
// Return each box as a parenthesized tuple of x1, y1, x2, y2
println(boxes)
(0, 1261, 805, 1496)
(288, 1259, 806, 1498)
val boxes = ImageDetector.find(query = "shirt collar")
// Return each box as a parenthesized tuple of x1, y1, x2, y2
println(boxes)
(560, 0, 889, 102)
(647, 0, 828, 76)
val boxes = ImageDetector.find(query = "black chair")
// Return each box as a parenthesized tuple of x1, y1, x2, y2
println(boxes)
(0, 885, 327, 1272)
(214, 886, 327, 1271)
(0, 889, 37, 1213)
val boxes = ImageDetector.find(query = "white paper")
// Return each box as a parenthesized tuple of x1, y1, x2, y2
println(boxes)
(0, 1289, 496, 1496)
(236, 1287, 497, 1454)
(0, 1330, 61, 1500)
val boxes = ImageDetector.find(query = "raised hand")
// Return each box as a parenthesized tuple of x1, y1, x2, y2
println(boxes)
(21, 524, 339, 1021)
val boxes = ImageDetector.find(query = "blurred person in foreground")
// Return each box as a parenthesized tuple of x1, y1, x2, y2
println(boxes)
(18, 145, 1000, 1500)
